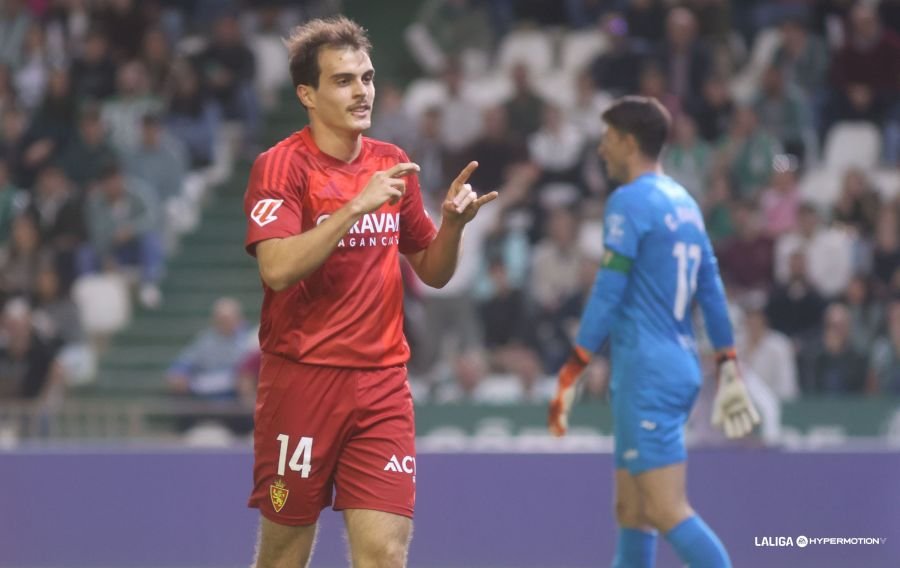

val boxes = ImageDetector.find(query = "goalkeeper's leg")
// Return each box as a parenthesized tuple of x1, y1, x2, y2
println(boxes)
(635, 463, 731, 568)
(612, 469, 658, 568)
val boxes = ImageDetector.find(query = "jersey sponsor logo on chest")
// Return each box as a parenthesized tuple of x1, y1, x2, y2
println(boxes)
(317, 212, 401, 249)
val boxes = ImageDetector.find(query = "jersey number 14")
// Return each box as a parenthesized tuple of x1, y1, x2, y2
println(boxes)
(276, 434, 313, 478)
(672, 242, 701, 321)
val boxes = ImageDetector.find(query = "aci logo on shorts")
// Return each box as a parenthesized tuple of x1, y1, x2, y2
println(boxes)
(384, 455, 416, 482)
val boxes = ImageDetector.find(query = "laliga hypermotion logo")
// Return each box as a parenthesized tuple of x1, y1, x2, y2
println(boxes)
(270, 477, 289, 512)
(251, 199, 284, 227)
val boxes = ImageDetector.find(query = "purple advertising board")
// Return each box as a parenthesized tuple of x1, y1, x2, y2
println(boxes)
(1, 447, 897, 567)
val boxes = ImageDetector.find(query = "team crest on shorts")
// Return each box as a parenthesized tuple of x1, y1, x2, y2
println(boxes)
(270, 478, 289, 512)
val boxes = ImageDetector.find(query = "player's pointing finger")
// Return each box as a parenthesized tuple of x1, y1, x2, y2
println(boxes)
(452, 161, 479, 187)
(473, 191, 499, 208)
(385, 162, 420, 178)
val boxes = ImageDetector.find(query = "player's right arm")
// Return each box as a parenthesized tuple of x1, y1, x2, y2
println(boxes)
(696, 236, 760, 438)
(247, 159, 419, 291)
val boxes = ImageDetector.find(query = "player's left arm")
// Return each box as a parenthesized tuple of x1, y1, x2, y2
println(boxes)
(696, 237, 761, 438)
(405, 161, 498, 288)
(550, 191, 639, 436)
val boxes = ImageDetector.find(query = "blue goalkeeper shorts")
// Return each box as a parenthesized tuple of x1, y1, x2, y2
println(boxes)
(611, 383, 700, 475)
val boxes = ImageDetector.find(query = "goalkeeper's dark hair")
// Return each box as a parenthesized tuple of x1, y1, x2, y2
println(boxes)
(602, 96, 671, 160)
(285, 16, 372, 89)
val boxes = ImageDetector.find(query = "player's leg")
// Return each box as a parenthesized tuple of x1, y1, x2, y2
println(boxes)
(633, 457, 730, 567)
(247, 357, 354, 567)
(612, 468, 658, 568)
(344, 509, 412, 568)
(251, 517, 317, 568)
(334, 365, 417, 568)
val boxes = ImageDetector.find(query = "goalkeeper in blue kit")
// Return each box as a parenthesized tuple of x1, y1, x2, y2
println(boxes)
(548, 97, 759, 568)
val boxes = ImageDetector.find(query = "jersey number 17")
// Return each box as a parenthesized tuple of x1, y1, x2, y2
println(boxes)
(672, 241, 701, 321)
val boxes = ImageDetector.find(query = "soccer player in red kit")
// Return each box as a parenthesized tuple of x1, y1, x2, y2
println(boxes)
(243, 16, 497, 568)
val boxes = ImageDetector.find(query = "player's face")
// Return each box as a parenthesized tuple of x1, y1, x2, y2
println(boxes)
(599, 126, 629, 181)
(302, 47, 375, 135)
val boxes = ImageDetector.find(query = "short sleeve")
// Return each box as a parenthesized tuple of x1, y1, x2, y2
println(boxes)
(243, 148, 304, 256)
(398, 151, 437, 254)
(603, 189, 644, 259)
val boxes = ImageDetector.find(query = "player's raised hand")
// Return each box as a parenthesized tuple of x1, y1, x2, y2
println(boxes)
(711, 351, 761, 439)
(353, 162, 420, 214)
(441, 161, 498, 225)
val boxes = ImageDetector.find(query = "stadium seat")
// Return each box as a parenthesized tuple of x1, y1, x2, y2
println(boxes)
(72, 273, 132, 337)
(496, 28, 554, 77)
(822, 122, 882, 170)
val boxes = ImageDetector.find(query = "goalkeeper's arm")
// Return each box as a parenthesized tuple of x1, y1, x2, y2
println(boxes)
(549, 250, 631, 436)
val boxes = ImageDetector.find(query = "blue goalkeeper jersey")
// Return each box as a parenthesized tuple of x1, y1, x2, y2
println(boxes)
(576, 172, 733, 394)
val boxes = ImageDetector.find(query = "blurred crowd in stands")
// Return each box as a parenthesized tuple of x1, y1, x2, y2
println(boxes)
(1, 0, 899, 424)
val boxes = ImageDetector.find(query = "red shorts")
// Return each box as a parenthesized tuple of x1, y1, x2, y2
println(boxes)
(247, 354, 416, 526)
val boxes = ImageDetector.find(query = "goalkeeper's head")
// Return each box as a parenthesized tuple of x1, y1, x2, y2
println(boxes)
(598, 96, 671, 184)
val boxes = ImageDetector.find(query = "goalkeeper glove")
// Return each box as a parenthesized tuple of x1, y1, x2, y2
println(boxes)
(548, 346, 591, 437)
(711, 349, 761, 439)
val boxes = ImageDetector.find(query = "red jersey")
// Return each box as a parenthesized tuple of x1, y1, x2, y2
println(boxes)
(243, 127, 437, 368)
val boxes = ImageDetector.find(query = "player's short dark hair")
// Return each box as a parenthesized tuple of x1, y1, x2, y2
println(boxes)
(285, 16, 372, 89)
(602, 96, 671, 160)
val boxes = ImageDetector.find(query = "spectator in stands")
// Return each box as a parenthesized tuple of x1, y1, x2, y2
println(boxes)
(799, 302, 868, 394)
(654, 7, 711, 105)
(165, 60, 220, 168)
(527, 103, 585, 183)
(773, 16, 829, 99)
(0, 64, 16, 117)
(754, 65, 814, 161)
(872, 207, 900, 297)
(479, 259, 543, 390)
(688, 74, 734, 143)
(405, 0, 493, 76)
(663, 113, 711, 199)
(715, 200, 774, 295)
(140, 28, 172, 96)
(458, 105, 527, 194)
(637, 62, 680, 119)
(58, 104, 116, 190)
(716, 106, 782, 198)
(0, 105, 32, 188)
(82, 163, 163, 308)
(0, 215, 49, 304)
(26, 165, 84, 289)
(32, 263, 94, 385)
(531, 207, 583, 340)
(832, 167, 881, 237)
(120, 113, 187, 204)
(766, 249, 826, 344)
(870, 300, 900, 394)
(567, 71, 613, 142)
(101, 61, 163, 150)
(775, 203, 855, 299)
(437, 59, 482, 152)
(589, 12, 646, 96)
(166, 297, 250, 400)
(406, 106, 448, 209)
(503, 62, 543, 141)
(625, 0, 666, 45)
(366, 82, 418, 152)
(14, 24, 49, 111)
(0, 297, 63, 404)
(0, 160, 23, 246)
(702, 172, 735, 243)
(826, 4, 900, 131)
(739, 301, 799, 401)
(759, 154, 801, 238)
(844, 274, 885, 356)
(24, 69, 77, 172)
(70, 29, 117, 102)
(94, 0, 147, 63)
(196, 13, 259, 151)
(0, 0, 31, 70)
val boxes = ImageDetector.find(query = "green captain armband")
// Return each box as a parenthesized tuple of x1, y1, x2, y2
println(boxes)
(602, 250, 633, 273)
